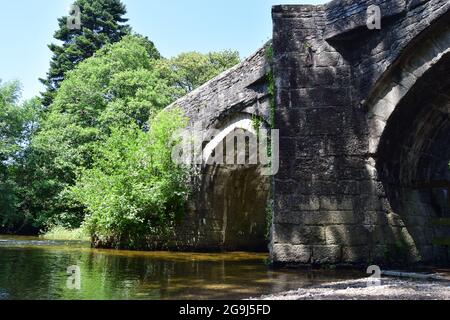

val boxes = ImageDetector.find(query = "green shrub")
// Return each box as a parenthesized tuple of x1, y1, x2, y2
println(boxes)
(41, 226, 90, 241)
(70, 108, 189, 248)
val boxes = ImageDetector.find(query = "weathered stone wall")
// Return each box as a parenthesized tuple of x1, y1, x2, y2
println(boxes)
(271, 0, 450, 266)
(164, 0, 450, 264)
(167, 44, 273, 251)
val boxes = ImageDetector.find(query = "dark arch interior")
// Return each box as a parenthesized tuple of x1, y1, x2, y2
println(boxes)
(377, 54, 450, 263)
(199, 127, 271, 252)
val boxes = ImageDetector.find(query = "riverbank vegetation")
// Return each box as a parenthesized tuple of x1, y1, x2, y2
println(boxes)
(0, 0, 240, 247)
(41, 226, 90, 241)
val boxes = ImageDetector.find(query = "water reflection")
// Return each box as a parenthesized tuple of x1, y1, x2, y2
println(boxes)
(0, 236, 362, 300)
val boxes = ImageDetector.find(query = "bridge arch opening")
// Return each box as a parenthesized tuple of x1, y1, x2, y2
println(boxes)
(376, 51, 450, 263)
(198, 114, 271, 252)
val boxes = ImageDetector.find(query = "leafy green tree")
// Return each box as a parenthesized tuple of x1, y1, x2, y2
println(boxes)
(40, 0, 130, 106)
(157, 50, 240, 97)
(70, 109, 189, 248)
(25, 35, 173, 229)
(0, 81, 23, 161)
(0, 81, 40, 232)
(26, 34, 241, 231)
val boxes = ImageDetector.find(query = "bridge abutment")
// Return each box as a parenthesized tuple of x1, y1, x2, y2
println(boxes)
(271, 0, 450, 266)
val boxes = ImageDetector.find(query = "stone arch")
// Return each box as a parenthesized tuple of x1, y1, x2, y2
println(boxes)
(366, 21, 450, 263)
(197, 113, 271, 252)
(202, 114, 258, 165)
(366, 19, 450, 154)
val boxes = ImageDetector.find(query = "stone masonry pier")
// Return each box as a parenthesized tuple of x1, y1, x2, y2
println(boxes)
(169, 0, 450, 266)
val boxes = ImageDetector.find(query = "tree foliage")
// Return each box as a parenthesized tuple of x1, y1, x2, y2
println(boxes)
(1, 2, 241, 245)
(71, 109, 189, 248)
(23, 35, 241, 231)
(40, 0, 130, 106)
(0, 81, 40, 232)
(157, 50, 240, 96)
(0, 81, 24, 161)
(24, 35, 171, 229)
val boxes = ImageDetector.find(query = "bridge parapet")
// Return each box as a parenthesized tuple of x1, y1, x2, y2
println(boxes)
(168, 43, 272, 131)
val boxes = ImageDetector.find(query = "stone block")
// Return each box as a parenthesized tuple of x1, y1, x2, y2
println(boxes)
(273, 224, 326, 245)
(320, 211, 359, 225)
(314, 52, 341, 67)
(274, 210, 318, 225)
(295, 195, 321, 211)
(272, 244, 312, 263)
(325, 225, 371, 246)
(342, 246, 370, 264)
(337, 180, 360, 195)
(312, 245, 342, 264)
(363, 211, 389, 227)
(275, 210, 359, 226)
(320, 196, 354, 211)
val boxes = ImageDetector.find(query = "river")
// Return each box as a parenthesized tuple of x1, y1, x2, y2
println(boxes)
(0, 235, 363, 300)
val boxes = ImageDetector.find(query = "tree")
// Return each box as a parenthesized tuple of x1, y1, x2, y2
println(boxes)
(25, 35, 173, 229)
(157, 50, 240, 97)
(22, 23, 241, 233)
(0, 81, 39, 232)
(40, 0, 130, 106)
(70, 109, 189, 249)
(0, 81, 23, 162)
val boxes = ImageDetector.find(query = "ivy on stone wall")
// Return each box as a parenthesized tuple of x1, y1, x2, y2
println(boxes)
(264, 43, 276, 241)
(265, 44, 276, 130)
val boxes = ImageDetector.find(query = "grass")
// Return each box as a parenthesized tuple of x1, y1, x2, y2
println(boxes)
(41, 226, 90, 241)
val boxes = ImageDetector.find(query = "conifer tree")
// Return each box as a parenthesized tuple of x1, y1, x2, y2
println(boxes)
(40, 0, 130, 106)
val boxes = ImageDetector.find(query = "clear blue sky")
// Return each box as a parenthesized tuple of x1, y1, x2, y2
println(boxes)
(0, 0, 326, 100)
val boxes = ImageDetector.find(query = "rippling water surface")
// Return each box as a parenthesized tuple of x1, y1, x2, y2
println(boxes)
(0, 235, 363, 300)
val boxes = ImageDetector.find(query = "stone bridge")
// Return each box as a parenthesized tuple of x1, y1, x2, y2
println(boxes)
(169, 0, 450, 266)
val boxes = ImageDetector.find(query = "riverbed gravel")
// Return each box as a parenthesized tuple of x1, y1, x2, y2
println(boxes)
(254, 277, 450, 300)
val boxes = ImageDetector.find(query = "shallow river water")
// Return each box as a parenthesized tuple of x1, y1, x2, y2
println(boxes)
(0, 235, 363, 300)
